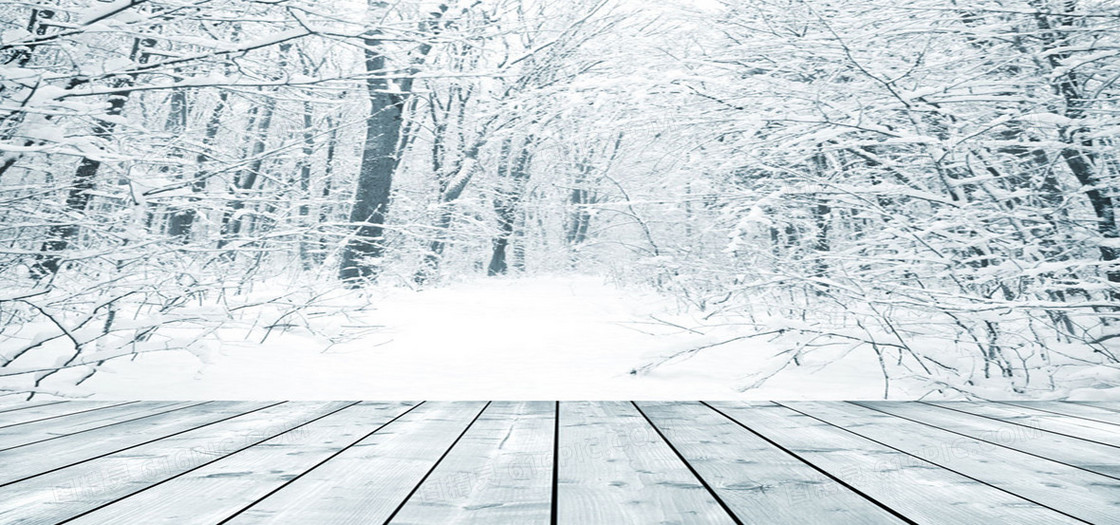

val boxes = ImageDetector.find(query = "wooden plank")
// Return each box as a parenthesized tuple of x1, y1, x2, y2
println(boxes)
(61, 402, 416, 525)
(708, 402, 1077, 525)
(1083, 402, 1120, 413)
(0, 401, 270, 486)
(0, 402, 350, 525)
(389, 401, 554, 525)
(925, 401, 1120, 448)
(857, 401, 1120, 478)
(636, 401, 901, 524)
(782, 401, 1120, 524)
(225, 401, 488, 524)
(555, 401, 733, 525)
(0, 400, 65, 414)
(998, 401, 1120, 426)
(0, 401, 196, 451)
(0, 401, 127, 428)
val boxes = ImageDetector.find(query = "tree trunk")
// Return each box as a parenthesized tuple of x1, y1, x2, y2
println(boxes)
(217, 94, 275, 251)
(31, 95, 125, 277)
(315, 119, 339, 265)
(298, 100, 315, 269)
(162, 86, 194, 241)
(566, 160, 595, 248)
(488, 138, 532, 275)
(1031, 1, 1120, 287)
(338, 32, 406, 284)
(810, 150, 830, 283)
(174, 90, 227, 242)
(415, 140, 483, 284)
(340, 4, 449, 285)
(0, 9, 57, 178)
(31, 36, 155, 277)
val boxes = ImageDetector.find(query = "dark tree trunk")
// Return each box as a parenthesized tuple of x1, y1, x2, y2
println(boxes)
(1031, 1, 1120, 287)
(217, 95, 275, 250)
(218, 40, 294, 250)
(566, 163, 594, 247)
(31, 36, 156, 277)
(415, 141, 483, 284)
(298, 100, 315, 269)
(488, 139, 532, 275)
(339, 32, 405, 284)
(567, 189, 592, 246)
(32, 34, 162, 276)
(162, 86, 196, 241)
(810, 151, 831, 282)
(0, 10, 57, 178)
(340, 4, 448, 285)
(31, 95, 125, 277)
(171, 90, 227, 242)
(315, 120, 339, 265)
(565, 134, 621, 252)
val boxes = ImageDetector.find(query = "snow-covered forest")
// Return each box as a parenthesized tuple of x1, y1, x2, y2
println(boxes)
(2, 0, 1119, 400)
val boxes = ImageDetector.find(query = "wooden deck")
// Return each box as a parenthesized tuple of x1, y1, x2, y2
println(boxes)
(0, 401, 1118, 524)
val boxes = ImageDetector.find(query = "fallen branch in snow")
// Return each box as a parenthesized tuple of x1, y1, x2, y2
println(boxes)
(0, 347, 194, 379)
(629, 330, 784, 376)
(647, 315, 706, 335)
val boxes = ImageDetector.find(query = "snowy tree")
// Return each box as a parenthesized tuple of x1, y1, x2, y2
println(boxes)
(1, 0, 1117, 399)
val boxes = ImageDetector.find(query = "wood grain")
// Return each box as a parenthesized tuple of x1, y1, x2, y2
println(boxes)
(856, 401, 1120, 478)
(926, 401, 1120, 447)
(1084, 402, 1120, 413)
(65, 402, 416, 525)
(389, 401, 554, 525)
(0, 400, 65, 414)
(0, 401, 126, 428)
(637, 401, 901, 524)
(225, 401, 487, 524)
(782, 401, 1120, 524)
(0, 401, 195, 451)
(555, 401, 733, 525)
(709, 401, 1080, 525)
(0, 400, 1111, 524)
(0, 401, 269, 485)
(998, 401, 1120, 426)
(0, 402, 347, 525)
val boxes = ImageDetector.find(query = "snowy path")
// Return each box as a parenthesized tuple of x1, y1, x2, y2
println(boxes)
(77, 276, 890, 399)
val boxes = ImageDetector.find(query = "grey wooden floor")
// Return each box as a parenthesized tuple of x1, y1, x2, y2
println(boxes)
(0, 401, 1118, 524)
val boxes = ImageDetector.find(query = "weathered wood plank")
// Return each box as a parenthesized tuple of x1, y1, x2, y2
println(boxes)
(62, 402, 416, 524)
(225, 401, 488, 524)
(783, 401, 1120, 524)
(636, 401, 901, 524)
(555, 401, 733, 525)
(926, 402, 1120, 447)
(1084, 402, 1120, 412)
(708, 401, 1078, 525)
(390, 401, 554, 525)
(998, 401, 1120, 426)
(0, 401, 127, 428)
(0, 401, 196, 451)
(857, 401, 1120, 479)
(0, 399, 1111, 524)
(0, 401, 270, 486)
(0, 402, 353, 525)
(0, 400, 65, 414)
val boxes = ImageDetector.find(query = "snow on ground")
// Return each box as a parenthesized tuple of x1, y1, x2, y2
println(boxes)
(73, 275, 902, 400)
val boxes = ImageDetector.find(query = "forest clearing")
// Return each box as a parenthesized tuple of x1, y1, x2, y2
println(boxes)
(1, 0, 1119, 401)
